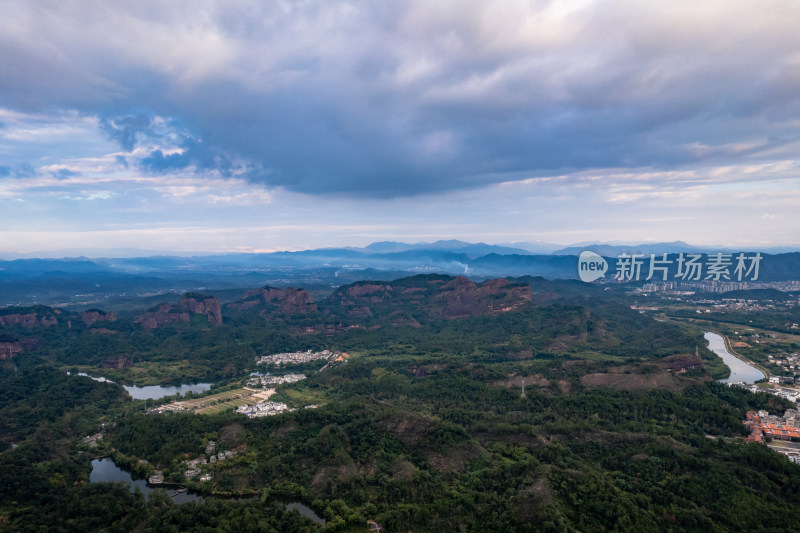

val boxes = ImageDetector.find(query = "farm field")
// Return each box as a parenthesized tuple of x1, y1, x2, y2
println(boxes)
(152, 387, 275, 415)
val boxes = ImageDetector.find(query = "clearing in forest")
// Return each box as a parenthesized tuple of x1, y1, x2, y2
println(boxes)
(150, 387, 275, 415)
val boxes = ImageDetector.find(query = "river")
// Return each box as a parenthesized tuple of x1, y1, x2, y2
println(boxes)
(704, 331, 766, 384)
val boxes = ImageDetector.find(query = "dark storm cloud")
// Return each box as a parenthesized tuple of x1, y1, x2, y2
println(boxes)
(1, 0, 799, 197)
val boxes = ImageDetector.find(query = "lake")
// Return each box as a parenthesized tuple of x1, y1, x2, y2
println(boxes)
(705, 331, 766, 384)
(90, 458, 327, 524)
(90, 458, 203, 504)
(68, 372, 212, 400)
(123, 383, 212, 400)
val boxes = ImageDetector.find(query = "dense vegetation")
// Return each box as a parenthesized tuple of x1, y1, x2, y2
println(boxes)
(1, 276, 799, 531)
(4, 275, 709, 385)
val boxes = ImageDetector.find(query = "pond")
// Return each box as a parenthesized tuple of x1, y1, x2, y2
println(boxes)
(68, 372, 212, 400)
(90, 458, 327, 524)
(90, 457, 203, 504)
(123, 383, 212, 400)
(705, 331, 766, 384)
(286, 501, 327, 527)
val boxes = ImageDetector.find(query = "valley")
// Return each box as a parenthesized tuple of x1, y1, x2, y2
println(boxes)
(2, 273, 800, 531)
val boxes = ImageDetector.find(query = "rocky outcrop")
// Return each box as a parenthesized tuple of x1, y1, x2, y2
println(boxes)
(235, 287, 316, 316)
(102, 356, 132, 369)
(232, 275, 530, 324)
(135, 294, 223, 331)
(0, 314, 39, 328)
(0, 307, 59, 328)
(0, 341, 23, 360)
(427, 277, 531, 319)
(179, 294, 223, 325)
(336, 283, 397, 303)
(323, 280, 433, 318)
(323, 275, 531, 321)
(134, 303, 190, 331)
(90, 328, 118, 336)
(81, 310, 117, 327)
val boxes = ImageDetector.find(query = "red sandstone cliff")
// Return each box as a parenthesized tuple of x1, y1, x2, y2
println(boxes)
(134, 303, 190, 331)
(101, 355, 132, 369)
(0, 309, 59, 328)
(179, 295, 223, 325)
(427, 277, 531, 319)
(0, 341, 23, 360)
(235, 286, 316, 316)
(81, 310, 117, 327)
(324, 275, 531, 321)
(135, 294, 223, 331)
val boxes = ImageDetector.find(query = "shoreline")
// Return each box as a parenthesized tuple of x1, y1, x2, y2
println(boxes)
(701, 328, 771, 381)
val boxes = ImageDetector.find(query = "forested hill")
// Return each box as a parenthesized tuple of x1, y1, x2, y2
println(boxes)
(0, 274, 704, 383)
(1, 274, 799, 531)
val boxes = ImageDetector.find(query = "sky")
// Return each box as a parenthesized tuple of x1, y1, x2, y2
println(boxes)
(1, 0, 799, 255)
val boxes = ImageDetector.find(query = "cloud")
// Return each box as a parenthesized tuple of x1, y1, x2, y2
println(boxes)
(0, 0, 799, 200)
(100, 114, 152, 152)
(52, 168, 80, 179)
(15, 163, 36, 178)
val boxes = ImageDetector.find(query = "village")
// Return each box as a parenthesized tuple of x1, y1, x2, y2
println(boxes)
(234, 349, 346, 418)
(140, 349, 347, 417)
(743, 410, 800, 464)
(233, 400, 321, 418)
(256, 349, 347, 366)
(143, 441, 243, 485)
(729, 381, 800, 403)
(246, 373, 306, 387)
(766, 351, 800, 381)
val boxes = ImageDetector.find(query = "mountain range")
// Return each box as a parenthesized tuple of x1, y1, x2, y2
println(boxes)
(3, 239, 799, 260)
(1, 241, 798, 307)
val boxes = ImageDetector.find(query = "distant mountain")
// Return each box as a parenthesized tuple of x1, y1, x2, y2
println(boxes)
(468, 254, 578, 277)
(552, 241, 705, 256)
(1, 243, 799, 307)
(552, 241, 800, 256)
(0, 258, 111, 276)
(358, 241, 414, 253)
(357, 240, 533, 257)
(497, 241, 566, 254)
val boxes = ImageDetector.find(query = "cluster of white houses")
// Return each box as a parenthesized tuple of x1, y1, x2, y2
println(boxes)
(235, 400, 320, 418)
(176, 441, 241, 482)
(256, 349, 342, 366)
(767, 352, 800, 380)
(236, 400, 293, 417)
(246, 373, 306, 387)
(730, 382, 800, 403)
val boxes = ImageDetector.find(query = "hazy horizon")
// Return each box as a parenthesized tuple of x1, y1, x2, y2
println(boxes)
(2, 238, 800, 261)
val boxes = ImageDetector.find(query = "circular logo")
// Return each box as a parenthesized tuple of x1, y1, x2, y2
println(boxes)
(578, 251, 608, 282)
